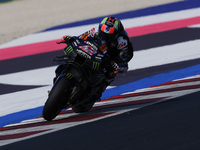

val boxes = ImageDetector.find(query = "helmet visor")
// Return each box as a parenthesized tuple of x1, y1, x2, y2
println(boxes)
(98, 30, 115, 42)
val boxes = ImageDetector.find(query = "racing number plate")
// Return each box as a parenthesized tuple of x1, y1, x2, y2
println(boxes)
(78, 45, 97, 56)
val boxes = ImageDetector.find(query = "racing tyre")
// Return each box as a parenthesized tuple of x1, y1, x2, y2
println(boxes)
(43, 77, 73, 121)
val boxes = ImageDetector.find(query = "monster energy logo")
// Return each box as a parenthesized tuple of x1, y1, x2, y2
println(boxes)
(65, 46, 73, 56)
(92, 62, 100, 71)
(66, 73, 73, 79)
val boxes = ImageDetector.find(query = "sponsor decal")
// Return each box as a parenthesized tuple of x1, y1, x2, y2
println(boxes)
(85, 41, 98, 50)
(77, 49, 91, 59)
(99, 43, 107, 53)
(90, 28, 96, 37)
(117, 37, 128, 49)
(80, 33, 89, 40)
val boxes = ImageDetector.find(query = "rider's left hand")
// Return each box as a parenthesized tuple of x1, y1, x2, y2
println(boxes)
(110, 61, 119, 74)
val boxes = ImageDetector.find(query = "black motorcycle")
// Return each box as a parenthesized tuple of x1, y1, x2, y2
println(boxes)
(42, 37, 116, 121)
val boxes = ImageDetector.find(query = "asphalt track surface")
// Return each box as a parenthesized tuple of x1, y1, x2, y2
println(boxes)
(1, 91, 200, 150)
(1, 1, 200, 149)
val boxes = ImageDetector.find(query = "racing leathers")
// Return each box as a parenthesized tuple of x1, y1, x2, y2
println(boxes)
(54, 26, 134, 112)
(81, 27, 133, 80)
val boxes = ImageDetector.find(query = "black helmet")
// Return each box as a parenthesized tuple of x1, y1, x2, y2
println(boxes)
(98, 16, 124, 42)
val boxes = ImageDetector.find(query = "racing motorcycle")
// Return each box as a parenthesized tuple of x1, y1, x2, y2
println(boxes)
(42, 35, 118, 121)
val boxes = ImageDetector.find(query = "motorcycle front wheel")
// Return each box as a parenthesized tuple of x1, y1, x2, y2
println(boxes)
(42, 77, 73, 121)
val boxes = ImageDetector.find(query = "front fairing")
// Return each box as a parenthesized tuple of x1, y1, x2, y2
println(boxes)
(72, 37, 108, 62)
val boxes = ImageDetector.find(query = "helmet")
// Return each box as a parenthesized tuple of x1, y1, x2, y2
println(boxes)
(98, 17, 123, 43)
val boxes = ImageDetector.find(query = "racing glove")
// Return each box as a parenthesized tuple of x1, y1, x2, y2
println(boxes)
(110, 61, 119, 74)
(104, 61, 119, 80)
(57, 35, 76, 44)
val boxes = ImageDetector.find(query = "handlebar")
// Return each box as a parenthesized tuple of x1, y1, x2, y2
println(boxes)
(56, 41, 65, 44)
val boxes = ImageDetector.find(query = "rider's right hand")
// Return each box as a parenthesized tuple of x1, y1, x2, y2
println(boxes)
(61, 35, 77, 44)
(62, 35, 71, 43)
(56, 36, 74, 44)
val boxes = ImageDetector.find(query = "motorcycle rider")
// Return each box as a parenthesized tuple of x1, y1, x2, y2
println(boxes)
(56, 16, 134, 112)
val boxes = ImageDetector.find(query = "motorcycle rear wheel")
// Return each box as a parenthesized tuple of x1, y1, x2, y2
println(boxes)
(43, 77, 73, 121)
